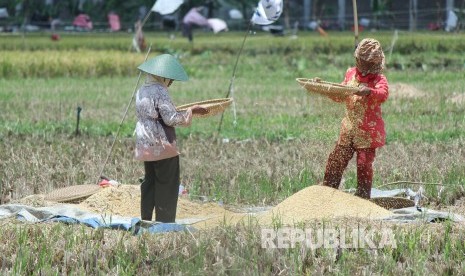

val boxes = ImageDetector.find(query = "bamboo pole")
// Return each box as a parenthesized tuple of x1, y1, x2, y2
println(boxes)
(96, 45, 152, 184)
(217, 21, 253, 134)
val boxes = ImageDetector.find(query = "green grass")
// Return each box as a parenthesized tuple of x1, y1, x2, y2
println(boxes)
(1, 219, 465, 274)
(2, 31, 465, 54)
(2, 31, 465, 78)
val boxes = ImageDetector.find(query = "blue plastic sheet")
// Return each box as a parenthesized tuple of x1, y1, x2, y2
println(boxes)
(0, 204, 195, 234)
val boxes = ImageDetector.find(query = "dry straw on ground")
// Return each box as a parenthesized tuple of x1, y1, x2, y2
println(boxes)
(448, 93, 465, 105)
(389, 83, 426, 99)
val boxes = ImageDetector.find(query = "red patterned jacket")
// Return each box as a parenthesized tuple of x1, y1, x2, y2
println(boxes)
(330, 67, 389, 149)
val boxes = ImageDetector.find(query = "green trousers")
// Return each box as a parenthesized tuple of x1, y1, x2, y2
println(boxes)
(140, 156, 180, 222)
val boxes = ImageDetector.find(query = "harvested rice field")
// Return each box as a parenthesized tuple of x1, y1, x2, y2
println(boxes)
(1, 32, 465, 274)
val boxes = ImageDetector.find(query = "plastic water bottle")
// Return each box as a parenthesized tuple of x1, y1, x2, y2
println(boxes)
(179, 184, 188, 196)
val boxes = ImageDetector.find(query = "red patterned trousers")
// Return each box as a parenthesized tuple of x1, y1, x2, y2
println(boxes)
(323, 144, 376, 199)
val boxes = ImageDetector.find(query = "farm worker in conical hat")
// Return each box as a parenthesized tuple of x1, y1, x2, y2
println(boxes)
(322, 38, 389, 199)
(135, 54, 207, 222)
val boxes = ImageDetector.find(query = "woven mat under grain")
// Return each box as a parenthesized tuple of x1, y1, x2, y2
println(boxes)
(45, 184, 102, 203)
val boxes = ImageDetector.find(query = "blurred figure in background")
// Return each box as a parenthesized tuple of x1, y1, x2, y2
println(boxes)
(108, 11, 121, 32)
(182, 7, 209, 42)
(133, 19, 146, 52)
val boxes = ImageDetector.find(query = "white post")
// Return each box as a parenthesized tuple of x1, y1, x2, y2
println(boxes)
(445, 0, 456, 32)
(409, 0, 417, 31)
(353, 0, 359, 48)
(304, 0, 312, 28)
(446, 0, 455, 14)
(338, 0, 346, 30)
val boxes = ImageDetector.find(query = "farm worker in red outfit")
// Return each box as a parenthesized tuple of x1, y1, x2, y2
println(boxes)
(322, 38, 389, 199)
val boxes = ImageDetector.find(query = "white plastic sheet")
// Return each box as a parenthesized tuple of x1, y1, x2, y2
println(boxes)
(151, 0, 183, 15)
(445, 10, 458, 32)
(207, 18, 228, 33)
(259, 0, 283, 21)
(0, 7, 8, 18)
(229, 9, 243, 20)
(251, 0, 283, 26)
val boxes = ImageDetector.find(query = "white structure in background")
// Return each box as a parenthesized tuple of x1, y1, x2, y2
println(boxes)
(337, 0, 345, 30)
(409, 0, 417, 31)
(445, 0, 457, 32)
(151, 0, 184, 15)
(260, 0, 283, 21)
(359, 18, 370, 28)
(0, 7, 8, 18)
(445, 10, 458, 32)
(303, 0, 311, 28)
(207, 18, 228, 33)
(251, 0, 283, 25)
(0, 7, 8, 32)
(228, 9, 243, 20)
(308, 21, 318, 30)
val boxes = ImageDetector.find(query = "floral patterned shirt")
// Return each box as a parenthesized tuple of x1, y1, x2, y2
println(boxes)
(134, 78, 191, 161)
(330, 67, 389, 149)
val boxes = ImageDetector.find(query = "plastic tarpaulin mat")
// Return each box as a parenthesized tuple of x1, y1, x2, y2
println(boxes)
(0, 204, 199, 234)
(384, 207, 464, 223)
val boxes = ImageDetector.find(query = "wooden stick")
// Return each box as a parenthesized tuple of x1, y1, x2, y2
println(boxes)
(141, 10, 152, 29)
(75, 106, 82, 136)
(96, 45, 152, 184)
(217, 21, 253, 134)
(375, 181, 461, 190)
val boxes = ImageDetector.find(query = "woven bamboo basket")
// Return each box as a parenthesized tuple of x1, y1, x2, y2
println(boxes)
(370, 197, 415, 210)
(177, 98, 233, 118)
(296, 78, 359, 97)
(45, 184, 102, 203)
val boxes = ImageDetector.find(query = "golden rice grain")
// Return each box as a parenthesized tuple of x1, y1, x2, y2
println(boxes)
(258, 185, 393, 226)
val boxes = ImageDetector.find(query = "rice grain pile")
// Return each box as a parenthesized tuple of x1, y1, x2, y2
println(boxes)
(78, 185, 246, 229)
(18, 184, 393, 230)
(258, 185, 393, 226)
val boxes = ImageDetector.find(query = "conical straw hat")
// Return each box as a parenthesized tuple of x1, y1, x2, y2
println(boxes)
(45, 184, 102, 203)
(137, 54, 188, 81)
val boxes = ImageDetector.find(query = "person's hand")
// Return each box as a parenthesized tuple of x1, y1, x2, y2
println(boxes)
(354, 86, 371, 96)
(184, 108, 193, 126)
(190, 105, 209, 115)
